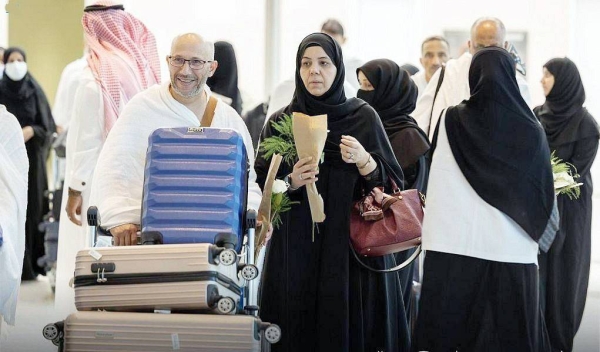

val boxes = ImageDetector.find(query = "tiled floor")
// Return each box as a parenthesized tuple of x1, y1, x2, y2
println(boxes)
(1, 195, 599, 352)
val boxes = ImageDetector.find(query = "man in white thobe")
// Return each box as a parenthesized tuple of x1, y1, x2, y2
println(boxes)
(0, 106, 28, 332)
(91, 33, 263, 245)
(411, 36, 450, 100)
(413, 17, 532, 139)
(54, 2, 161, 315)
(52, 56, 87, 132)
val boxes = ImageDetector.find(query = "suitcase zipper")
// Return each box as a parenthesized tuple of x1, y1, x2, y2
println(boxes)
(74, 271, 242, 295)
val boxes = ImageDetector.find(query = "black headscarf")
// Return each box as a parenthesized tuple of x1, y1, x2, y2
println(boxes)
(534, 58, 599, 146)
(275, 32, 404, 186)
(445, 47, 555, 245)
(1, 47, 39, 101)
(357, 59, 429, 167)
(289, 33, 363, 121)
(207, 41, 243, 114)
(357, 59, 419, 131)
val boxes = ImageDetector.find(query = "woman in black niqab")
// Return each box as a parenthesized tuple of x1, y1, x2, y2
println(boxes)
(534, 57, 599, 352)
(357, 59, 430, 189)
(206, 41, 243, 114)
(357, 59, 430, 329)
(0, 47, 56, 280)
(255, 33, 410, 352)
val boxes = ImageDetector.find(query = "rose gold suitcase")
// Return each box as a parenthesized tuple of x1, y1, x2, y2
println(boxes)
(73, 243, 259, 314)
(43, 311, 281, 352)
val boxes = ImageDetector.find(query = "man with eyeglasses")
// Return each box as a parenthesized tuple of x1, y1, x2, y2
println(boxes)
(90, 33, 265, 247)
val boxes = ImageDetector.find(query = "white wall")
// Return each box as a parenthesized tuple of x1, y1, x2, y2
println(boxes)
(272, 0, 579, 107)
(0, 0, 8, 47)
(79, 0, 595, 117)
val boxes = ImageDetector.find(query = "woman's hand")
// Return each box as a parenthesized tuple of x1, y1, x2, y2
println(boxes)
(289, 156, 319, 189)
(340, 135, 376, 175)
(340, 135, 368, 166)
(22, 126, 34, 142)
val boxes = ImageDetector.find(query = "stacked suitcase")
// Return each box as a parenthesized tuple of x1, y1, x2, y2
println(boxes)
(44, 128, 280, 351)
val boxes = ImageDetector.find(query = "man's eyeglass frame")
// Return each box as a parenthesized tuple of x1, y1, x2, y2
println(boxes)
(168, 56, 213, 70)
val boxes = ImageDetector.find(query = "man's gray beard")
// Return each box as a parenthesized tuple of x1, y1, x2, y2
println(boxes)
(171, 78, 205, 98)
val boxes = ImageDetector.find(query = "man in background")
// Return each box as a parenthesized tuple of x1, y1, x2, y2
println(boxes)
(413, 17, 532, 139)
(412, 36, 450, 99)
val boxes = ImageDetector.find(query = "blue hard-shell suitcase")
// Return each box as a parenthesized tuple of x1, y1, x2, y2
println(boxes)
(141, 127, 249, 251)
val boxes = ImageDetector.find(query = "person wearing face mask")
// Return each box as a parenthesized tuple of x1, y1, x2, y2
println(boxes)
(534, 58, 599, 352)
(0, 47, 56, 281)
(357, 60, 430, 189)
(255, 33, 409, 352)
(356, 59, 430, 330)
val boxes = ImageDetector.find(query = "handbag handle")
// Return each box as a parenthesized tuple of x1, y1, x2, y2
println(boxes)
(371, 153, 404, 193)
(350, 242, 422, 273)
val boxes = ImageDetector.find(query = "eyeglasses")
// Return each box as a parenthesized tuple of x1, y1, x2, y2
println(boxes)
(168, 56, 212, 70)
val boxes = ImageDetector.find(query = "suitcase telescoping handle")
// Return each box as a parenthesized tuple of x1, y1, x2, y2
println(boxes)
(87, 206, 100, 248)
(87, 206, 117, 247)
(245, 209, 259, 315)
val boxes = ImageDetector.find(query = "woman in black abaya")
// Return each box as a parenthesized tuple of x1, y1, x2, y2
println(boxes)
(0, 47, 55, 280)
(255, 33, 410, 352)
(356, 60, 430, 190)
(207, 41, 243, 114)
(535, 57, 599, 352)
(356, 59, 431, 329)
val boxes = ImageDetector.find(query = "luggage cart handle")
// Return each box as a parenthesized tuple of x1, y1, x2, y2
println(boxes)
(245, 209, 259, 314)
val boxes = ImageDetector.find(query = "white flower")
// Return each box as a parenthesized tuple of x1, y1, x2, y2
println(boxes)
(272, 179, 289, 194)
(554, 171, 575, 189)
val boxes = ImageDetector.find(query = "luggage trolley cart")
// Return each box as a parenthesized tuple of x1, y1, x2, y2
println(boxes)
(43, 127, 281, 351)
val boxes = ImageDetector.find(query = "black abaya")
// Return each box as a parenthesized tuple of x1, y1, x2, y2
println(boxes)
(257, 107, 410, 352)
(534, 57, 599, 352)
(356, 59, 430, 328)
(0, 48, 55, 279)
(256, 33, 410, 352)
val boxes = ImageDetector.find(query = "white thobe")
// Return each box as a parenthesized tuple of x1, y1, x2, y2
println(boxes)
(91, 81, 262, 230)
(54, 66, 104, 316)
(0, 106, 28, 326)
(411, 70, 428, 100)
(413, 52, 533, 139)
(52, 57, 87, 129)
(344, 56, 364, 91)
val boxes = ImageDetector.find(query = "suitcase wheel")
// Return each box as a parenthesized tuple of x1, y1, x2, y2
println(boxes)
(218, 249, 237, 266)
(52, 337, 61, 346)
(264, 324, 282, 344)
(42, 323, 60, 340)
(217, 297, 236, 314)
(240, 264, 259, 281)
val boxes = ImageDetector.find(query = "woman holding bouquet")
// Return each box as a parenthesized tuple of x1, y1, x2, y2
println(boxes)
(255, 33, 410, 351)
(535, 57, 599, 352)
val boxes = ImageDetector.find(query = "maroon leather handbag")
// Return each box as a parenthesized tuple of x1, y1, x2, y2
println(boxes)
(350, 182, 424, 257)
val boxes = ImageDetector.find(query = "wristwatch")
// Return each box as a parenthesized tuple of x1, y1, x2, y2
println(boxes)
(283, 174, 298, 191)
